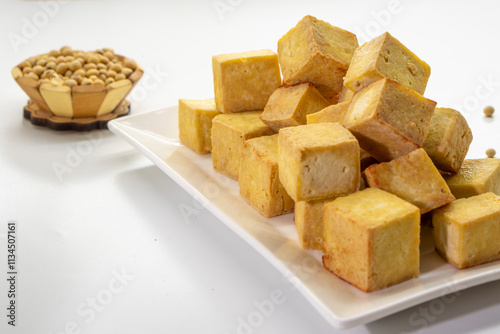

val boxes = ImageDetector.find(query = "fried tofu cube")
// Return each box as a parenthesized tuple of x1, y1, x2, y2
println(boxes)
(444, 159, 500, 199)
(343, 78, 436, 162)
(212, 49, 281, 113)
(277, 15, 358, 102)
(211, 111, 275, 180)
(306, 101, 350, 124)
(360, 148, 378, 171)
(239, 134, 294, 217)
(278, 123, 360, 202)
(178, 99, 221, 154)
(323, 188, 420, 292)
(422, 108, 473, 173)
(260, 83, 331, 131)
(364, 148, 455, 213)
(344, 32, 431, 95)
(338, 85, 354, 103)
(294, 198, 334, 250)
(359, 176, 367, 190)
(433, 192, 500, 269)
(304, 102, 378, 171)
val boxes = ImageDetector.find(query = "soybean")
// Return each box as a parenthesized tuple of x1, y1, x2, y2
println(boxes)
(19, 47, 138, 88)
(484, 106, 495, 117)
(56, 62, 69, 75)
(69, 60, 82, 71)
(64, 79, 78, 87)
(115, 73, 126, 81)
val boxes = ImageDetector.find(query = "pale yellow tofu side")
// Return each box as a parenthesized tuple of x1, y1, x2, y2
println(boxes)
(364, 148, 455, 213)
(368, 208, 420, 290)
(433, 208, 463, 268)
(337, 85, 355, 103)
(211, 111, 275, 180)
(238, 134, 294, 218)
(444, 159, 500, 199)
(423, 108, 473, 173)
(278, 135, 302, 201)
(323, 203, 370, 290)
(323, 188, 420, 292)
(212, 49, 281, 113)
(344, 32, 431, 95)
(261, 83, 331, 131)
(343, 78, 385, 129)
(298, 142, 360, 200)
(278, 123, 360, 202)
(432, 192, 500, 269)
(307, 101, 350, 124)
(343, 35, 383, 92)
(278, 15, 315, 81)
(178, 99, 220, 154)
(295, 198, 334, 250)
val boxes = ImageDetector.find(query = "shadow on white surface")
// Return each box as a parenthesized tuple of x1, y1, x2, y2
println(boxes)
(111, 164, 500, 334)
(366, 279, 500, 334)
(112, 165, 332, 333)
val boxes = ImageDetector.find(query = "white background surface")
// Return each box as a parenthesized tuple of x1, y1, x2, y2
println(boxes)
(1, 0, 500, 333)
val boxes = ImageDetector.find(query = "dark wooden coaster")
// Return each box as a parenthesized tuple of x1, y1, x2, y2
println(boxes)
(23, 99, 131, 131)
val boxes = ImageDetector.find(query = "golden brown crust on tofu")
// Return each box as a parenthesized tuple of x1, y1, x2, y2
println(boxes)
(306, 101, 350, 125)
(178, 99, 220, 154)
(239, 134, 294, 217)
(422, 108, 472, 174)
(444, 159, 500, 199)
(343, 78, 436, 162)
(295, 198, 334, 250)
(260, 82, 331, 131)
(278, 15, 358, 102)
(433, 192, 500, 269)
(323, 188, 420, 292)
(211, 111, 275, 180)
(344, 32, 430, 95)
(212, 49, 281, 113)
(364, 148, 455, 214)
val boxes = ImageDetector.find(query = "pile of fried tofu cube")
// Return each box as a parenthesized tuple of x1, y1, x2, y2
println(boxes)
(178, 15, 500, 292)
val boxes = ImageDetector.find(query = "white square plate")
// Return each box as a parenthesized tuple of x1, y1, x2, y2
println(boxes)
(108, 106, 500, 329)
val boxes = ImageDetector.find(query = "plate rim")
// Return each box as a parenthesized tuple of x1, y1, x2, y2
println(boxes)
(108, 106, 500, 329)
